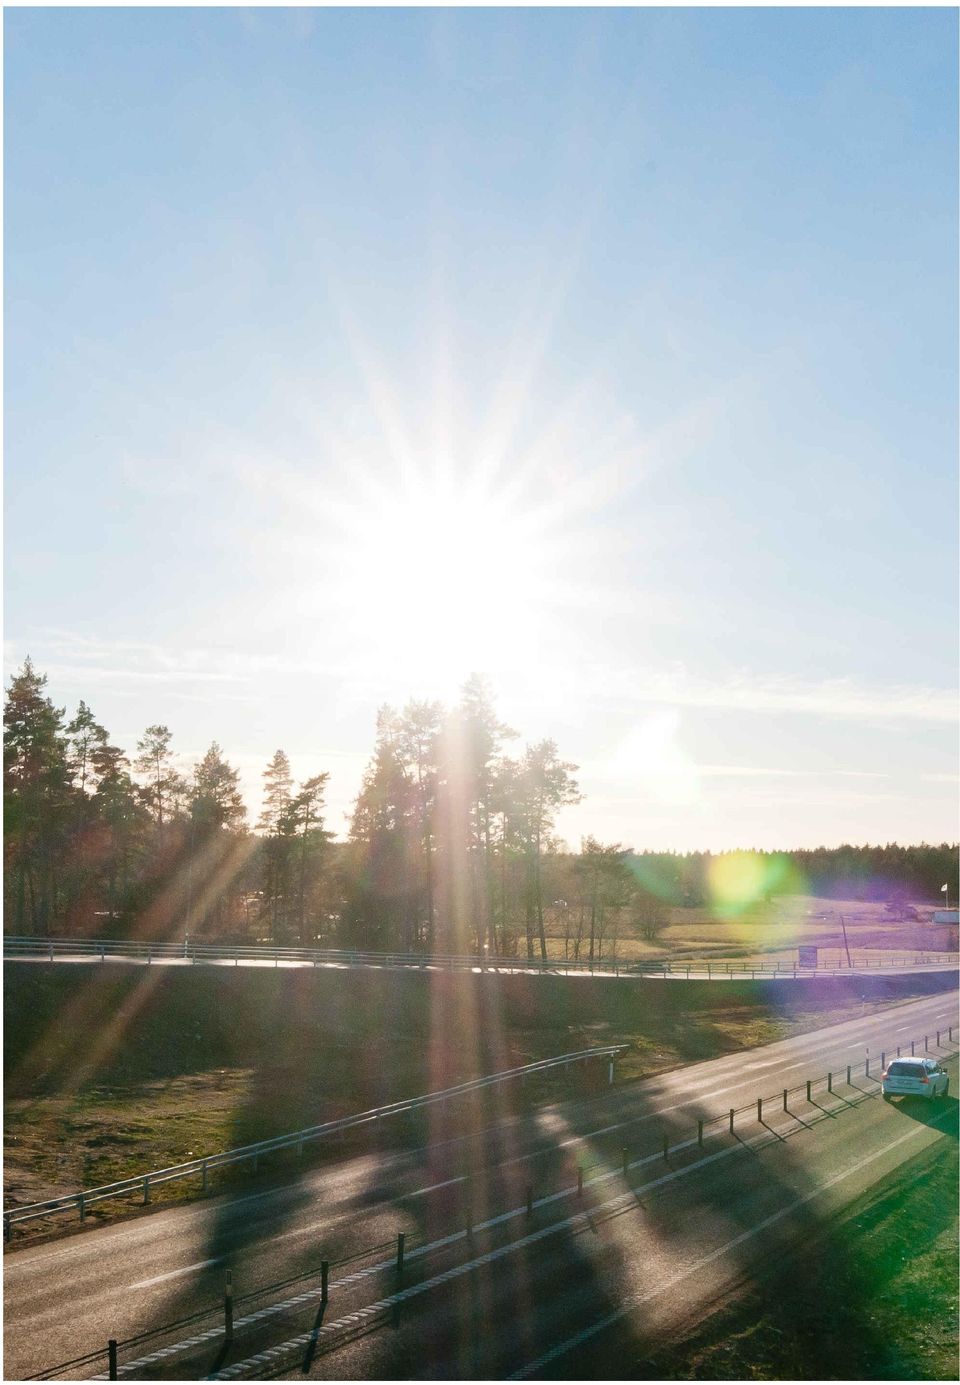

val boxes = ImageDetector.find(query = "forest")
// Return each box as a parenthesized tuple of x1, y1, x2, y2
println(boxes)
(4, 658, 957, 959)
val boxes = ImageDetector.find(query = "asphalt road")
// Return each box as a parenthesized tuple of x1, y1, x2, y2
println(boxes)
(8, 952, 956, 980)
(4, 989, 958, 1381)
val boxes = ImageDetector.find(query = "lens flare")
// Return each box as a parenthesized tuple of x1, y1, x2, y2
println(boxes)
(708, 851, 803, 919)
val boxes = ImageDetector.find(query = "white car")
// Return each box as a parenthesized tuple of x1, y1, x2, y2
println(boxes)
(881, 1057, 950, 1102)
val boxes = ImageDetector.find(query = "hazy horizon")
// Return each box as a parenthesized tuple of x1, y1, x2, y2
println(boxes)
(5, 7, 958, 853)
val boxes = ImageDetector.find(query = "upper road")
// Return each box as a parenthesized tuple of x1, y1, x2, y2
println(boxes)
(4, 989, 957, 1380)
(5, 934, 956, 981)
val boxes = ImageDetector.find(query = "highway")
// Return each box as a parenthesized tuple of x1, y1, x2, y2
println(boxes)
(4, 989, 957, 1380)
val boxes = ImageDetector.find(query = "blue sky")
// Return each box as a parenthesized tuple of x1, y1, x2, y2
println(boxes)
(5, 6, 957, 852)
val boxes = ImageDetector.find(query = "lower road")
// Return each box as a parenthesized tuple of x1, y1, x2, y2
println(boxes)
(4, 989, 957, 1380)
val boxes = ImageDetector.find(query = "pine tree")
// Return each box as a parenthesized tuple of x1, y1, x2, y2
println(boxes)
(134, 725, 186, 827)
(258, 750, 294, 941)
(3, 658, 71, 933)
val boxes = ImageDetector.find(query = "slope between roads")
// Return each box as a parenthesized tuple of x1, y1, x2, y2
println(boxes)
(4, 990, 958, 1380)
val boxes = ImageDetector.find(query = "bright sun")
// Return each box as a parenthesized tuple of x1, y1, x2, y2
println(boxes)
(336, 472, 549, 684)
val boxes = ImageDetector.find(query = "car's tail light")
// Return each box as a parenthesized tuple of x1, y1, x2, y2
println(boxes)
(919, 1075, 929, 1084)
(881, 1071, 888, 1079)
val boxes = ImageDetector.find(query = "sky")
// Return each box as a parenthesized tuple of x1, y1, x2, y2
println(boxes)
(4, 5, 958, 853)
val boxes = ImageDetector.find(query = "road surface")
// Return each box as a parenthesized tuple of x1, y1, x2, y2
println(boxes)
(4, 989, 957, 1380)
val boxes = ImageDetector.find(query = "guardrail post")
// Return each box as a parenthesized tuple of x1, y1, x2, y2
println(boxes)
(49, 942, 54, 963)
(396, 1232, 405, 1273)
(827, 1072, 832, 1094)
(881, 1052, 885, 1071)
(4, 1213, 11, 1242)
(896, 1045, 901, 1058)
(782, 1088, 788, 1112)
(608, 1058, 614, 1085)
(924, 1035, 929, 1051)
(142, 1176, 150, 1205)
(577, 1165, 584, 1197)
(621, 1146, 629, 1176)
(910, 1039, 915, 1055)
(805, 1080, 811, 1102)
(950, 1026, 953, 1043)
(108, 1340, 118, 1381)
(729, 1108, 735, 1134)
(201, 1160, 208, 1193)
(846, 1064, 851, 1084)
(78, 1192, 85, 1223)
(757, 1097, 762, 1121)
(526, 1185, 534, 1218)
(936, 1030, 940, 1046)
(697, 1119, 703, 1146)
(100, 946, 105, 963)
(321, 1260, 329, 1304)
(224, 1270, 233, 1342)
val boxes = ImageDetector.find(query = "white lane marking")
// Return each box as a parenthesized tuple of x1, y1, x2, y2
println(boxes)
(202, 1135, 772, 1380)
(509, 1112, 952, 1379)
(408, 1176, 466, 1197)
(97, 1129, 755, 1379)
(129, 1256, 223, 1290)
(10, 1007, 954, 1280)
(206, 1105, 954, 1382)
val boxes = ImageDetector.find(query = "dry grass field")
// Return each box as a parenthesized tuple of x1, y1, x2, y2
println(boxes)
(539, 894, 958, 966)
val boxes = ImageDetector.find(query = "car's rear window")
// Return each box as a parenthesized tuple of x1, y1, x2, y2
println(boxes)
(887, 1062, 923, 1077)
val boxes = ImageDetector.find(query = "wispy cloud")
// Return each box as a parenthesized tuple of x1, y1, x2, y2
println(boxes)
(568, 664, 958, 726)
(697, 765, 889, 779)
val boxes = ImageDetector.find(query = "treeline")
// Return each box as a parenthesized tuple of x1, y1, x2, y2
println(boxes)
(4, 659, 956, 956)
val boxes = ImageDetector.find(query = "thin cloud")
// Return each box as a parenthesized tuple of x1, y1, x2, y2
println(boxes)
(578, 665, 957, 726)
(698, 765, 889, 779)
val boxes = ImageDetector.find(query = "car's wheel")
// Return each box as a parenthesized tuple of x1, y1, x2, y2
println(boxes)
(882, 1093, 892, 1102)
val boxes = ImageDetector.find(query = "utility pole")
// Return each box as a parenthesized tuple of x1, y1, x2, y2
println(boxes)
(839, 912, 852, 968)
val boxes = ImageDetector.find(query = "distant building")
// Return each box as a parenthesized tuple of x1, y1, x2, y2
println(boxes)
(931, 910, 959, 925)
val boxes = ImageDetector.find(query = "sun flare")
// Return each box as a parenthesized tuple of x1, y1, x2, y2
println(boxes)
(330, 470, 556, 684)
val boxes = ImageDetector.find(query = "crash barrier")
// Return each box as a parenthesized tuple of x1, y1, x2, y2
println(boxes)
(5, 934, 957, 978)
(25, 1024, 959, 1381)
(3, 1045, 627, 1238)
(24, 1024, 958, 1379)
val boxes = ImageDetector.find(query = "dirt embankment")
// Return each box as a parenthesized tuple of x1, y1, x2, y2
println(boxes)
(6, 961, 957, 1098)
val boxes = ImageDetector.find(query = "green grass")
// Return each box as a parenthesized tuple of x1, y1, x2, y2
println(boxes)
(635, 1136, 959, 1380)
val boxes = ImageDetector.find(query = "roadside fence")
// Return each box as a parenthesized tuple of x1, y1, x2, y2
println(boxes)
(5, 935, 956, 979)
(22, 1024, 959, 1381)
(3, 1045, 627, 1239)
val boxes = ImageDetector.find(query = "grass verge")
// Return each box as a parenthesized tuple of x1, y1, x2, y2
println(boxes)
(635, 1136, 959, 1380)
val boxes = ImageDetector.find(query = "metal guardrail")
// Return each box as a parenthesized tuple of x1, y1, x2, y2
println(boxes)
(4, 935, 957, 978)
(24, 1025, 959, 1381)
(3, 1044, 627, 1237)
